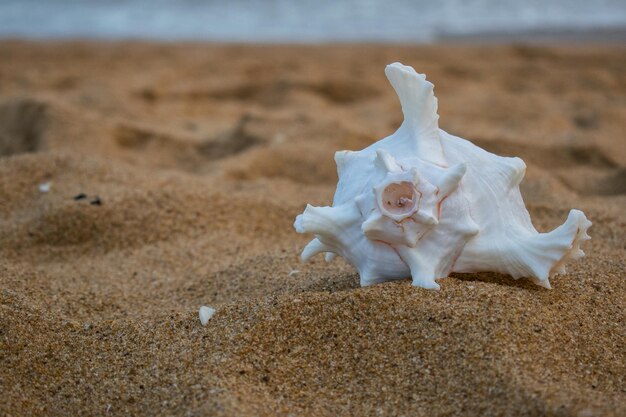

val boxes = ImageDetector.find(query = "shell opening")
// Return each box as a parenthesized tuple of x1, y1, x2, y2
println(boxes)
(380, 182, 417, 217)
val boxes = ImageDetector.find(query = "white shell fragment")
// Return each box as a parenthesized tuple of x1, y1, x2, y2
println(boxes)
(199, 306, 216, 326)
(38, 182, 51, 193)
(294, 62, 592, 290)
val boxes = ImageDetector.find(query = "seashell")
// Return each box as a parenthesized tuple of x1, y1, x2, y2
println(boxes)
(199, 306, 216, 325)
(294, 62, 591, 289)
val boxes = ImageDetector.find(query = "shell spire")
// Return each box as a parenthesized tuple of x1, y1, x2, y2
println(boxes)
(381, 62, 446, 166)
(385, 62, 439, 136)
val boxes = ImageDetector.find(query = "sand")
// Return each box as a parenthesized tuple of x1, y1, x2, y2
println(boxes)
(0, 41, 624, 416)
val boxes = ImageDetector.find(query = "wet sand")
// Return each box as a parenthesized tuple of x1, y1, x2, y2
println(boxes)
(0, 41, 624, 416)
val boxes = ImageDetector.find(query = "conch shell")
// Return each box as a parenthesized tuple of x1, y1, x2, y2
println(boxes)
(294, 62, 591, 289)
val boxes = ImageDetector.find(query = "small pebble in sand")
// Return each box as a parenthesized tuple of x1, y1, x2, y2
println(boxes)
(90, 196, 102, 206)
(73, 193, 87, 200)
(199, 306, 216, 326)
(38, 182, 51, 193)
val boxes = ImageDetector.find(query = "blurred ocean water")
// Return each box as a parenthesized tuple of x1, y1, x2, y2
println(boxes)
(0, 0, 625, 42)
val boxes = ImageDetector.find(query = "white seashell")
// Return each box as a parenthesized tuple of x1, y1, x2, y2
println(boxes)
(38, 182, 51, 193)
(199, 306, 216, 325)
(294, 62, 592, 289)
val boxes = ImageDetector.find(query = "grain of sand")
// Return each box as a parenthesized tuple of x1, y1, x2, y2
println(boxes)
(0, 42, 625, 416)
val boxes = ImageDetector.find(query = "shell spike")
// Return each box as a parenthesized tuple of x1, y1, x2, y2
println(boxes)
(301, 238, 333, 262)
(385, 62, 439, 136)
(396, 246, 441, 290)
(358, 266, 381, 287)
(378, 62, 446, 166)
(334, 150, 353, 176)
(503, 209, 592, 284)
(294, 202, 362, 253)
(324, 252, 337, 262)
(375, 149, 401, 172)
(295, 203, 356, 235)
(504, 157, 527, 188)
(533, 277, 552, 289)
(412, 210, 438, 225)
(436, 163, 466, 198)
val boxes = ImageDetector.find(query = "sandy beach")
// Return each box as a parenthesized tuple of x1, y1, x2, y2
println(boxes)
(0, 41, 624, 416)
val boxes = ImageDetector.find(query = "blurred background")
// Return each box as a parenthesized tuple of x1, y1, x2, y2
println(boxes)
(1, 0, 625, 43)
